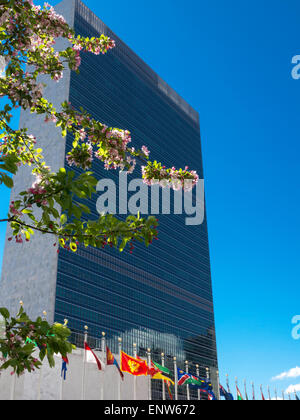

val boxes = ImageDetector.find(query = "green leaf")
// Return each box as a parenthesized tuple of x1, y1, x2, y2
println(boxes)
(2, 174, 13, 188)
(60, 214, 67, 225)
(0, 308, 9, 319)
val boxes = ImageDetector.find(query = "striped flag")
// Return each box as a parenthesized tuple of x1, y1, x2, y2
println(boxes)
(177, 369, 191, 386)
(165, 381, 173, 400)
(236, 385, 243, 400)
(106, 346, 124, 380)
(85, 343, 105, 370)
(177, 368, 211, 389)
(152, 361, 171, 376)
(150, 361, 174, 384)
(220, 384, 234, 400)
(201, 388, 217, 400)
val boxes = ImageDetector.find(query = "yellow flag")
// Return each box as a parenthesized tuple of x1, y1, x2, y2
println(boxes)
(152, 372, 174, 385)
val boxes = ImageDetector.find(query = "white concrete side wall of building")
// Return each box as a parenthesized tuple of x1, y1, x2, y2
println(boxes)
(0, 349, 148, 400)
(0, 0, 76, 322)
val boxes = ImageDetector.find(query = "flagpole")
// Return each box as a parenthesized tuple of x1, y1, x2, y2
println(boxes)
(282, 390, 285, 401)
(81, 325, 88, 401)
(196, 365, 201, 401)
(206, 367, 210, 381)
(185, 361, 190, 401)
(288, 393, 291, 401)
(216, 370, 220, 400)
(207, 368, 212, 401)
(59, 318, 68, 401)
(226, 373, 231, 394)
(244, 379, 247, 400)
(37, 308, 47, 401)
(147, 348, 152, 401)
(275, 387, 278, 401)
(59, 365, 64, 401)
(252, 381, 255, 400)
(10, 372, 16, 401)
(268, 385, 271, 401)
(161, 353, 166, 401)
(118, 337, 122, 401)
(37, 365, 42, 401)
(260, 385, 262, 400)
(206, 368, 210, 385)
(100, 332, 106, 401)
(133, 343, 137, 401)
(174, 357, 178, 401)
(101, 332, 106, 361)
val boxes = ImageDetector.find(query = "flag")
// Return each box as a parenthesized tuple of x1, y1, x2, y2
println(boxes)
(177, 368, 212, 390)
(220, 384, 234, 400)
(152, 371, 174, 384)
(200, 388, 217, 400)
(166, 381, 173, 400)
(177, 369, 191, 386)
(61, 356, 69, 380)
(149, 361, 174, 384)
(252, 384, 256, 401)
(261, 388, 265, 401)
(121, 351, 148, 376)
(152, 361, 171, 376)
(152, 370, 174, 384)
(85, 343, 105, 371)
(106, 346, 124, 380)
(296, 394, 299, 401)
(236, 385, 243, 400)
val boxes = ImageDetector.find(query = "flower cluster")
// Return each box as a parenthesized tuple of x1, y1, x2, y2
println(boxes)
(71, 34, 116, 56)
(142, 164, 199, 191)
(27, 175, 49, 205)
(141, 145, 150, 158)
(9, 201, 22, 217)
(95, 127, 134, 171)
(66, 142, 93, 170)
(2, 73, 44, 109)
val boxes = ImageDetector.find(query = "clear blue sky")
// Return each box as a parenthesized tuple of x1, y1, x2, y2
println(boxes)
(1, 0, 300, 399)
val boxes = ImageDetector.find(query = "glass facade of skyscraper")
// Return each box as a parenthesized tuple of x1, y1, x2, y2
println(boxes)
(54, 1, 218, 399)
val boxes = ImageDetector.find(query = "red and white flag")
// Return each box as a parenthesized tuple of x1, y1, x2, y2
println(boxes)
(84, 343, 105, 370)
